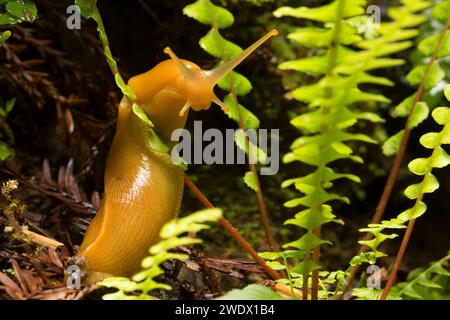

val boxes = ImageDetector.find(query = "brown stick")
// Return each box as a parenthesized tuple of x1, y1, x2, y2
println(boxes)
(183, 174, 282, 281)
(209, 23, 277, 252)
(213, 24, 278, 252)
(341, 15, 450, 297)
(380, 218, 416, 299)
(228, 82, 278, 252)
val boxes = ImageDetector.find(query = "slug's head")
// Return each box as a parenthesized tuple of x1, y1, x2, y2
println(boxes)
(164, 29, 278, 117)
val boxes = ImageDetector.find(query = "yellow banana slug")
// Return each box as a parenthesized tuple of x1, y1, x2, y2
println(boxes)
(79, 30, 278, 282)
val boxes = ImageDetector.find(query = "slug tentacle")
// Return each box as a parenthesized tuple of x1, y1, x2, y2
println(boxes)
(204, 29, 279, 84)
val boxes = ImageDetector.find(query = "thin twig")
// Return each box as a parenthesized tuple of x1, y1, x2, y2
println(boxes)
(183, 174, 282, 281)
(212, 24, 278, 252)
(228, 81, 278, 252)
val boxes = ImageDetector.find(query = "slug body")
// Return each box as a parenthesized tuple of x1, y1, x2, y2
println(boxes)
(79, 30, 278, 281)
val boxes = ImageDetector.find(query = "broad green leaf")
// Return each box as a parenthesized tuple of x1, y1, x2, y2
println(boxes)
(418, 33, 450, 58)
(401, 285, 424, 299)
(258, 252, 283, 261)
(265, 260, 287, 270)
(406, 62, 445, 90)
(358, 112, 385, 123)
(279, 56, 328, 75)
(431, 0, 450, 23)
(98, 277, 139, 292)
(284, 232, 331, 252)
(5, 97, 15, 113)
(199, 29, 242, 60)
(75, 0, 97, 19)
(160, 208, 222, 238)
(393, 95, 414, 117)
(115, 74, 136, 101)
(408, 157, 430, 176)
(234, 130, 267, 164)
(150, 237, 200, 254)
(417, 277, 443, 289)
(404, 174, 439, 199)
(132, 103, 154, 128)
(350, 252, 381, 267)
(359, 232, 398, 252)
(397, 202, 427, 221)
(383, 130, 404, 157)
(393, 96, 429, 128)
(290, 260, 321, 275)
(358, 40, 412, 57)
(388, 4, 428, 28)
(408, 101, 429, 129)
(353, 288, 401, 300)
(0, 142, 12, 161)
(445, 84, 450, 101)
(432, 106, 450, 125)
(218, 72, 252, 96)
(223, 94, 259, 129)
(243, 171, 259, 192)
(420, 132, 441, 149)
(259, 250, 302, 261)
(285, 205, 336, 230)
(1, 1, 37, 24)
(183, 0, 234, 29)
(274, 0, 365, 22)
(132, 104, 170, 154)
(430, 262, 450, 277)
(287, 24, 360, 48)
(148, 131, 169, 154)
(430, 147, 450, 169)
(0, 30, 11, 46)
(217, 284, 282, 300)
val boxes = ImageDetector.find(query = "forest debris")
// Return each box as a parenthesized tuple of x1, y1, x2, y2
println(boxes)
(0, 271, 25, 300)
(180, 246, 265, 279)
(272, 282, 303, 299)
(2, 162, 99, 216)
(22, 229, 64, 249)
(12, 260, 41, 295)
(31, 284, 96, 300)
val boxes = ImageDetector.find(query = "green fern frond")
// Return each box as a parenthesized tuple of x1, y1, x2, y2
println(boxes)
(394, 251, 450, 300)
(273, 0, 430, 296)
(357, 89, 450, 261)
(383, 1, 450, 156)
(98, 208, 222, 300)
(183, 0, 269, 191)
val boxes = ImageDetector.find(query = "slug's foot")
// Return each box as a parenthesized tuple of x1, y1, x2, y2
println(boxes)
(84, 270, 114, 285)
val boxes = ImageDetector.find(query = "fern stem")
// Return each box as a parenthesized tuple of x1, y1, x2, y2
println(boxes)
(228, 74, 278, 252)
(183, 174, 282, 281)
(310, 0, 346, 300)
(211, 23, 278, 252)
(341, 13, 450, 298)
(381, 118, 450, 299)
(302, 248, 311, 300)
